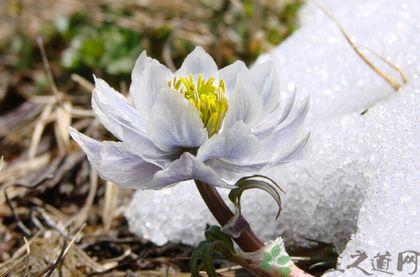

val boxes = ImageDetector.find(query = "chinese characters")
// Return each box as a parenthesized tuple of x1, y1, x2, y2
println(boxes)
(328, 250, 419, 275)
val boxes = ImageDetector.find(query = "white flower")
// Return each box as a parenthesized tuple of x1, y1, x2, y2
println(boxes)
(69, 46, 310, 190)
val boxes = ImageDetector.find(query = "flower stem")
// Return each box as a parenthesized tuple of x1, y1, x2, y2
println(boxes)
(195, 180, 312, 277)
(195, 180, 263, 252)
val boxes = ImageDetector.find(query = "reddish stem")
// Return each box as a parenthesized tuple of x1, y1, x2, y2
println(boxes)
(195, 180, 312, 277)
(195, 180, 263, 252)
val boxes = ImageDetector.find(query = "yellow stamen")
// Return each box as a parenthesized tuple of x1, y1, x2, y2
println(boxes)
(168, 74, 228, 137)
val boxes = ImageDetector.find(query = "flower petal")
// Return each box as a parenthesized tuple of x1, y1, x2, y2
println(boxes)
(223, 74, 264, 129)
(251, 102, 282, 137)
(131, 50, 152, 80)
(197, 121, 259, 162)
(218, 60, 248, 96)
(271, 132, 311, 165)
(146, 89, 208, 152)
(252, 88, 296, 137)
(249, 97, 309, 163)
(257, 97, 310, 143)
(150, 152, 230, 189)
(93, 76, 145, 138)
(206, 157, 266, 175)
(121, 138, 178, 168)
(247, 61, 280, 113)
(130, 51, 173, 119)
(176, 46, 218, 79)
(278, 85, 297, 123)
(69, 128, 161, 189)
(91, 77, 172, 163)
(206, 132, 311, 178)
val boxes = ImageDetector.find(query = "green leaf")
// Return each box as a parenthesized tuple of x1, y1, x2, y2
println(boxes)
(61, 22, 142, 75)
(241, 174, 286, 194)
(204, 226, 234, 253)
(228, 175, 284, 220)
(277, 255, 290, 265)
(190, 245, 203, 277)
(279, 266, 292, 276)
(212, 241, 236, 259)
(271, 244, 281, 257)
(202, 243, 217, 277)
(260, 261, 271, 271)
(263, 251, 273, 262)
(190, 226, 239, 277)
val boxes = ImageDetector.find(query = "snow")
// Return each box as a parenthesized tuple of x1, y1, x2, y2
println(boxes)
(323, 80, 419, 276)
(125, 0, 420, 262)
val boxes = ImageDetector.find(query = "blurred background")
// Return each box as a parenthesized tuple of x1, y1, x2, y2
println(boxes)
(0, 1, 336, 276)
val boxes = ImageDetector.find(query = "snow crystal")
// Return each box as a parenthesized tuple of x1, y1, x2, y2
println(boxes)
(323, 80, 419, 276)
(125, 0, 420, 253)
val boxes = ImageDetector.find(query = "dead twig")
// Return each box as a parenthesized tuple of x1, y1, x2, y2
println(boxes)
(71, 74, 95, 92)
(37, 37, 61, 102)
(312, 0, 406, 91)
(2, 166, 57, 236)
(29, 206, 67, 237)
(43, 235, 69, 277)
(0, 237, 31, 277)
(41, 224, 86, 277)
(102, 181, 118, 231)
(28, 104, 53, 159)
(73, 169, 98, 229)
(357, 45, 408, 85)
(54, 101, 72, 154)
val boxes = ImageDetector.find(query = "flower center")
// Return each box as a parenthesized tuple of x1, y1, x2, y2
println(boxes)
(168, 74, 228, 137)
